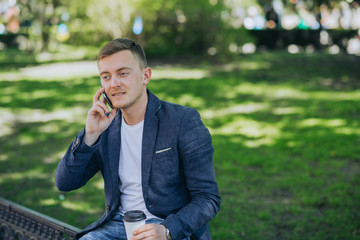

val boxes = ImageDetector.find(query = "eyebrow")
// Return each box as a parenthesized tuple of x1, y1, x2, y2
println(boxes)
(100, 67, 132, 76)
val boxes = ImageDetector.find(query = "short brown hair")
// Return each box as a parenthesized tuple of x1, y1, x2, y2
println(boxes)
(97, 38, 147, 69)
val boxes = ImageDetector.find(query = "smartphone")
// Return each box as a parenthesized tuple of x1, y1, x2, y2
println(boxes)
(100, 79, 113, 109)
(103, 92, 113, 109)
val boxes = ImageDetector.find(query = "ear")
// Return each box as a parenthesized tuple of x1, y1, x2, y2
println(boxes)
(143, 67, 151, 86)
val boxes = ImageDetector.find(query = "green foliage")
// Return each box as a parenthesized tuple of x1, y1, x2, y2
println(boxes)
(14, 0, 353, 56)
(136, 0, 231, 57)
(15, 0, 256, 58)
(0, 50, 359, 239)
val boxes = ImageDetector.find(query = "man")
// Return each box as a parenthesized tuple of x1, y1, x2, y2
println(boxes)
(55, 38, 220, 240)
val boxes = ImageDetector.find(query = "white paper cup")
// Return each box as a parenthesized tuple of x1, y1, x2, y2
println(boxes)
(123, 210, 146, 240)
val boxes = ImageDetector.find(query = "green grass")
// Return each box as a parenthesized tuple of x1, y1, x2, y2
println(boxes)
(1, 49, 359, 239)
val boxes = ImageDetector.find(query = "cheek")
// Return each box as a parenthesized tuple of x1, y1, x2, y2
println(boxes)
(125, 77, 139, 88)
(102, 82, 110, 90)
(103, 82, 113, 93)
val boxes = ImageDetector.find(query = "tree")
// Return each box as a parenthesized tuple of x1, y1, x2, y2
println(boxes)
(18, 0, 71, 51)
(135, 0, 230, 57)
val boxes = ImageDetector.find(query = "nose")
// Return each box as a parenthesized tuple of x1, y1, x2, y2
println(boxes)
(110, 75, 122, 88)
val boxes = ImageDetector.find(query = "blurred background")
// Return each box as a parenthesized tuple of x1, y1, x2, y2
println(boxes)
(0, 0, 360, 56)
(1, 0, 360, 239)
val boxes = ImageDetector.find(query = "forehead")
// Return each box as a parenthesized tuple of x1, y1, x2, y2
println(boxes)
(98, 50, 140, 73)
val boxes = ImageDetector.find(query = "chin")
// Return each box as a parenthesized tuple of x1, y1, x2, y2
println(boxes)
(113, 102, 129, 109)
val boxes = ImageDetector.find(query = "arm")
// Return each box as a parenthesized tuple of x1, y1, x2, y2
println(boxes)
(55, 88, 117, 192)
(162, 108, 221, 239)
(55, 129, 101, 192)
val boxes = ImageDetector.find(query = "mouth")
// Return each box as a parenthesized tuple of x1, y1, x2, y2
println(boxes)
(112, 91, 126, 96)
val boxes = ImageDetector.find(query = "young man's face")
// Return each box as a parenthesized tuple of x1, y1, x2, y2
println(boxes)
(98, 50, 151, 111)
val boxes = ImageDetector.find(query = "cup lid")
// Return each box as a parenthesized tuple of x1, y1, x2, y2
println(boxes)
(123, 210, 146, 222)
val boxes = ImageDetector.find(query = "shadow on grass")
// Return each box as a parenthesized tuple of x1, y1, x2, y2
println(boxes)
(210, 127, 360, 239)
(0, 119, 105, 228)
(0, 76, 100, 111)
(1, 52, 359, 238)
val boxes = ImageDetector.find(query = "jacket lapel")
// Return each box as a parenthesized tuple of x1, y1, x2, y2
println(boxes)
(141, 90, 161, 201)
(108, 110, 122, 202)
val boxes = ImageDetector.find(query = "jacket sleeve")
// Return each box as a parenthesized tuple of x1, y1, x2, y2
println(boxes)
(162, 108, 221, 239)
(55, 129, 102, 192)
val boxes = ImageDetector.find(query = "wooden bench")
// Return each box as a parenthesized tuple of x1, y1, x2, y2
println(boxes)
(0, 197, 80, 240)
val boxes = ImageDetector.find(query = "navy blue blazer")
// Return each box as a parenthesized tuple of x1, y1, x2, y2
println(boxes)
(55, 90, 221, 240)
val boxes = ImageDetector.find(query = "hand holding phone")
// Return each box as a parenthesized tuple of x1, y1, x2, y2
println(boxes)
(84, 88, 116, 146)
(100, 79, 113, 109)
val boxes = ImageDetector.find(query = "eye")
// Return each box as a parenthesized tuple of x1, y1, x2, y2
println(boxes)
(121, 72, 129, 76)
(102, 75, 110, 80)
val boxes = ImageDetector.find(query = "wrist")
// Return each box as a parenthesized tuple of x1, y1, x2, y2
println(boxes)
(162, 225, 172, 240)
(165, 227, 172, 240)
(84, 131, 100, 146)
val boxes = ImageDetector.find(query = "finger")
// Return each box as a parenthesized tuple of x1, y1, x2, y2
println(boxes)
(89, 101, 109, 117)
(93, 88, 105, 104)
(92, 105, 107, 118)
(132, 230, 153, 240)
(133, 224, 160, 240)
(133, 224, 152, 235)
(107, 108, 117, 120)
(95, 100, 110, 113)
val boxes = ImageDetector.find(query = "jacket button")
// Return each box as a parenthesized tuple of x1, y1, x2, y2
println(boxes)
(106, 206, 110, 211)
(72, 138, 80, 151)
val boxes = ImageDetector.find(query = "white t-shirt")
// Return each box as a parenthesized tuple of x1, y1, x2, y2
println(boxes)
(118, 116, 156, 219)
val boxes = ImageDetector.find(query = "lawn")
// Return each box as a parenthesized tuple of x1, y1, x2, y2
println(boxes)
(0, 49, 359, 239)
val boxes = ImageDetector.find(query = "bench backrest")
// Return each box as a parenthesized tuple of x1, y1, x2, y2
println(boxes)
(0, 197, 81, 240)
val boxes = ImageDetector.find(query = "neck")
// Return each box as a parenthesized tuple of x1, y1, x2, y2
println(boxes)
(121, 90, 148, 125)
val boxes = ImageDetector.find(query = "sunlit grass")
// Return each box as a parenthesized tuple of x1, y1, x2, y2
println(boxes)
(298, 118, 347, 127)
(0, 61, 99, 81)
(0, 50, 359, 239)
(151, 67, 209, 80)
(0, 168, 50, 184)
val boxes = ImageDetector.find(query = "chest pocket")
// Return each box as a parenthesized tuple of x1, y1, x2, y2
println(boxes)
(153, 147, 178, 175)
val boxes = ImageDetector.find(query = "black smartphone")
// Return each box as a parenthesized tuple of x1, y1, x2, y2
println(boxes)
(103, 92, 113, 109)
(100, 79, 113, 109)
